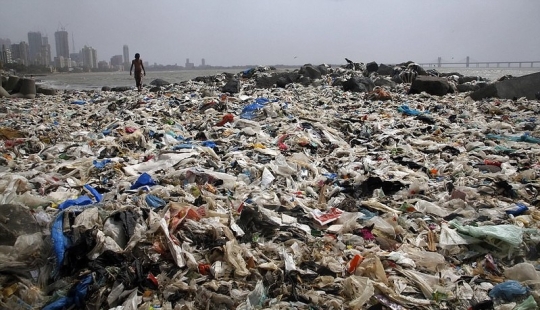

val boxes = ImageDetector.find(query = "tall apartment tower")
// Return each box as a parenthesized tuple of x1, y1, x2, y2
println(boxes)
(82, 45, 98, 69)
(41, 36, 51, 66)
(28, 31, 42, 64)
(123, 45, 129, 65)
(55, 30, 69, 58)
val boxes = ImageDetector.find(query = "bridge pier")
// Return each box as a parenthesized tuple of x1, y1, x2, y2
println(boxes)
(519, 63, 522, 68)
(497, 63, 500, 68)
(532, 62, 534, 68)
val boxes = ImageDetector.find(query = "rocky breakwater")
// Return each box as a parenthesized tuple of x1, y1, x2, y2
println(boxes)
(1, 60, 540, 309)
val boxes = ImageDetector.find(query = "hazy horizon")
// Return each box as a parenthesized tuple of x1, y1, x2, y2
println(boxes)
(1, 0, 539, 67)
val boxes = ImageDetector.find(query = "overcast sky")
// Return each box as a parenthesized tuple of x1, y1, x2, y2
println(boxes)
(1, 0, 539, 67)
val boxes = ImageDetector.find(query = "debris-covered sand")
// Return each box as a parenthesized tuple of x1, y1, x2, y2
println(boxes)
(1, 63, 540, 309)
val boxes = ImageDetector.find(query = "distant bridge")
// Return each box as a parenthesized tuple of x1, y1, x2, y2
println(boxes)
(419, 57, 540, 68)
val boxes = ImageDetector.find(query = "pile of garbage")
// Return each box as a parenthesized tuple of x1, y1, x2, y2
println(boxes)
(1, 61, 540, 310)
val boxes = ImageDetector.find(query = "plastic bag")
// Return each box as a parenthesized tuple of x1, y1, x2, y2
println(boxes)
(488, 280, 528, 301)
(449, 220, 523, 247)
(513, 295, 537, 310)
(343, 276, 374, 309)
(130, 172, 156, 189)
(503, 263, 539, 282)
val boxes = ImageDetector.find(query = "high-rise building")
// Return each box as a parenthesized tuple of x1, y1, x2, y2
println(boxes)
(10, 42, 29, 65)
(0, 45, 12, 64)
(0, 39, 11, 49)
(55, 30, 69, 58)
(40, 36, 51, 66)
(185, 58, 195, 69)
(123, 45, 129, 66)
(110, 55, 123, 70)
(28, 31, 42, 64)
(81, 45, 97, 69)
(201, 58, 205, 67)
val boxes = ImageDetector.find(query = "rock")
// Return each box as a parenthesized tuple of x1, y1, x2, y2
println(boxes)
(470, 72, 540, 101)
(101, 86, 111, 91)
(222, 78, 240, 94)
(4, 76, 19, 92)
(1, 75, 7, 87)
(409, 76, 451, 96)
(37, 85, 57, 95)
(276, 76, 289, 88)
(457, 84, 479, 92)
(377, 64, 394, 76)
(111, 86, 131, 92)
(374, 77, 397, 89)
(299, 64, 322, 80)
(150, 79, 170, 87)
(317, 64, 329, 75)
(255, 72, 299, 89)
(0, 204, 41, 246)
(299, 76, 312, 87)
(150, 86, 162, 93)
(366, 61, 379, 73)
(342, 76, 375, 93)
(0, 85, 10, 98)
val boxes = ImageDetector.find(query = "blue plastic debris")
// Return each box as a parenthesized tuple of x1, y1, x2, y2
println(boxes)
(145, 194, 166, 208)
(92, 159, 111, 169)
(130, 172, 156, 189)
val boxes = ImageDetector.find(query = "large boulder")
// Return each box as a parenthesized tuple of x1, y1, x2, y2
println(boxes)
(366, 61, 379, 73)
(377, 64, 394, 76)
(37, 85, 57, 96)
(150, 78, 170, 87)
(317, 64, 329, 75)
(0, 204, 41, 246)
(222, 78, 240, 94)
(374, 77, 397, 89)
(255, 72, 299, 89)
(470, 72, 540, 101)
(342, 76, 375, 93)
(457, 84, 479, 93)
(299, 64, 322, 80)
(409, 76, 451, 96)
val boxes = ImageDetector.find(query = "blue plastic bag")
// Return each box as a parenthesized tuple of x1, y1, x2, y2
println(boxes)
(397, 105, 423, 116)
(51, 212, 68, 275)
(506, 203, 529, 216)
(488, 280, 528, 301)
(145, 194, 166, 208)
(43, 275, 93, 310)
(57, 195, 93, 210)
(130, 172, 156, 189)
(71, 100, 86, 105)
(202, 140, 217, 148)
(92, 159, 111, 169)
(84, 184, 103, 203)
(240, 98, 270, 119)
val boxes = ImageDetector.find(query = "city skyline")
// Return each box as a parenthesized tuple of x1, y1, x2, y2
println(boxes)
(1, 30, 213, 69)
(1, 1, 539, 67)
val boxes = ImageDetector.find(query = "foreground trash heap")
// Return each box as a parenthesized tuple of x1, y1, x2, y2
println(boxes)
(1, 63, 540, 310)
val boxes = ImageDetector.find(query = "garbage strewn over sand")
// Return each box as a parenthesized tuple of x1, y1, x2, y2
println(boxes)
(1, 62, 540, 310)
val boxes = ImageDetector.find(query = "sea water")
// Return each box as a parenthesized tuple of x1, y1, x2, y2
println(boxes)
(36, 66, 540, 91)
